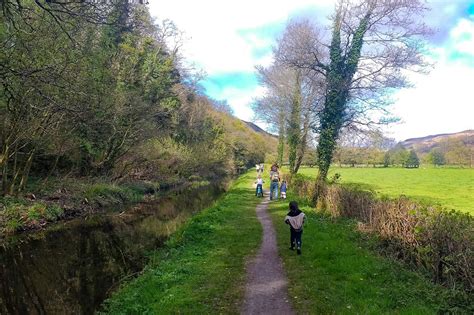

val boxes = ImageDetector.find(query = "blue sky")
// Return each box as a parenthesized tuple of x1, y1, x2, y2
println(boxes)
(149, 0, 474, 141)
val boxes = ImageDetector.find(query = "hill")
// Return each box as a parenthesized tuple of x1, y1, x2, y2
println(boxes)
(400, 130, 474, 153)
(242, 121, 278, 139)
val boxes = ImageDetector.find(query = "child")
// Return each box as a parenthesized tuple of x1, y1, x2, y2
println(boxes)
(280, 180, 287, 199)
(255, 175, 264, 197)
(284, 201, 305, 255)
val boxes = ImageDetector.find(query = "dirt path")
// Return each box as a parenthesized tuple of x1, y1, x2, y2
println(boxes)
(241, 195, 294, 315)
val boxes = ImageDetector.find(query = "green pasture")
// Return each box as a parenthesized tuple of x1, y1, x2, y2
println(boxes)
(268, 199, 462, 314)
(297, 167, 473, 213)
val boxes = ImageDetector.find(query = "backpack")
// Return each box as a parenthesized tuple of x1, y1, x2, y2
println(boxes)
(271, 172, 279, 182)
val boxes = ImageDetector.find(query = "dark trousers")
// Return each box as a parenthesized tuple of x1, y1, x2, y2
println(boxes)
(255, 184, 263, 196)
(290, 228, 302, 249)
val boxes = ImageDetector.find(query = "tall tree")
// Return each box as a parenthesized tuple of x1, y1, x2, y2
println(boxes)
(275, 1, 430, 200)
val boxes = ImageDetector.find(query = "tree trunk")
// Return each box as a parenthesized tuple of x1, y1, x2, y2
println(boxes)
(1, 143, 10, 195)
(277, 112, 285, 166)
(294, 114, 309, 174)
(18, 149, 35, 194)
(288, 72, 302, 174)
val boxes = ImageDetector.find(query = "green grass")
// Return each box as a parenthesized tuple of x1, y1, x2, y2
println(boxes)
(84, 183, 145, 206)
(297, 167, 474, 213)
(101, 171, 262, 314)
(268, 199, 456, 314)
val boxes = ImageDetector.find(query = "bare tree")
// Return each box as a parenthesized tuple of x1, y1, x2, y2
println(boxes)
(275, 0, 431, 199)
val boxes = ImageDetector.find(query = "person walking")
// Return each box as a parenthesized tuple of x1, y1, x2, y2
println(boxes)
(255, 175, 264, 197)
(285, 201, 306, 255)
(269, 163, 280, 200)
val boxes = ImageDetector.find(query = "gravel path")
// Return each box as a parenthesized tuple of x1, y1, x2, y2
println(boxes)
(241, 195, 294, 315)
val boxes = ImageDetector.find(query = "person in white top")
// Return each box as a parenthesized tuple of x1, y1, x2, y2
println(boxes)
(255, 175, 264, 197)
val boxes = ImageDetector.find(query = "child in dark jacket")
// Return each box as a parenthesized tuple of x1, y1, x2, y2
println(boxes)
(284, 201, 305, 255)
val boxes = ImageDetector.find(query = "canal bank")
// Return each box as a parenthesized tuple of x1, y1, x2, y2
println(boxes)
(0, 182, 225, 314)
(101, 171, 262, 314)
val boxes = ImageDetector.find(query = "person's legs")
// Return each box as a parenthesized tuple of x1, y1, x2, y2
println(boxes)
(270, 182, 277, 200)
(290, 228, 296, 250)
(295, 230, 303, 255)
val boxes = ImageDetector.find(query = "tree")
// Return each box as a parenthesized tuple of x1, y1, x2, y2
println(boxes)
(383, 152, 391, 168)
(442, 140, 471, 166)
(389, 145, 409, 167)
(427, 148, 445, 166)
(275, 1, 430, 200)
(405, 150, 420, 168)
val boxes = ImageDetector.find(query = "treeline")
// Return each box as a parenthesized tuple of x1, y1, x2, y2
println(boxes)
(0, 0, 274, 196)
(332, 142, 472, 168)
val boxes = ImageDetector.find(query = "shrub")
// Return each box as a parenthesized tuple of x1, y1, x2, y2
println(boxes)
(85, 183, 143, 206)
(45, 204, 64, 221)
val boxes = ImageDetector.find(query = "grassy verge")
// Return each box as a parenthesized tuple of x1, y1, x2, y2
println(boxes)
(268, 199, 461, 314)
(100, 171, 262, 314)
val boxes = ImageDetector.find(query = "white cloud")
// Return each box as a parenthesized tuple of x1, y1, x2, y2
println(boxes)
(148, 0, 334, 74)
(213, 85, 267, 121)
(148, 1, 474, 140)
(385, 16, 474, 141)
(386, 56, 474, 141)
(450, 18, 474, 55)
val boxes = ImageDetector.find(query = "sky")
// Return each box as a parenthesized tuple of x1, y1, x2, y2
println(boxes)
(148, 0, 474, 141)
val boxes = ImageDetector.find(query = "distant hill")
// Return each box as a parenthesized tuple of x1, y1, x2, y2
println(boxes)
(242, 120, 278, 139)
(400, 130, 474, 153)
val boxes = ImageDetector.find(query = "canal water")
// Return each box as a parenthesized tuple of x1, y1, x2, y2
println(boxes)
(0, 184, 224, 314)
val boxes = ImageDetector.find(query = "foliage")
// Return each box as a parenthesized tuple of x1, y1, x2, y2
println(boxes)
(84, 183, 144, 206)
(0, 0, 277, 237)
(425, 148, 446, 166)
(270, 1, 430, 195)
(1, 199, 64, 234)
(405, 150, 420, 168)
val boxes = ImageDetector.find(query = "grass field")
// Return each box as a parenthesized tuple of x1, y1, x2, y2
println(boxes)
(297, 167, 474, 213)
(268, 199, 460, 314)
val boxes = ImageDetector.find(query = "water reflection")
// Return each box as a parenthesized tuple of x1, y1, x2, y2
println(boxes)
(0, 184, 223, 314)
